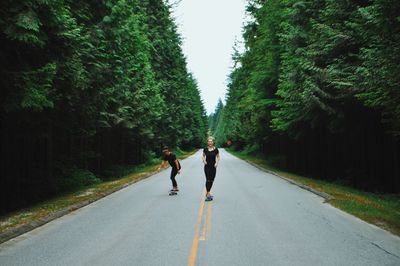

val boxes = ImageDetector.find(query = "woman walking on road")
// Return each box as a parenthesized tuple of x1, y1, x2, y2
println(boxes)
(202, 137, 220, 201)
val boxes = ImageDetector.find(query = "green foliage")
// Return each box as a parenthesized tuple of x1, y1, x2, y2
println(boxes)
(58, 168, 101, 191)
(211, 0, 400, 192)
(3, 8, 45, 47)
(19, 63, 57, 111)
(0, 0, 207, 213)
(211, 0, 285, 147)
(353, 0, 400, 135)
(209, 98, 224, 136)
(133, 0, 208, 149)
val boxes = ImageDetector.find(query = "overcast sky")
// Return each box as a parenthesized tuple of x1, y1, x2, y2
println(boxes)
(172, 0, 247, 114)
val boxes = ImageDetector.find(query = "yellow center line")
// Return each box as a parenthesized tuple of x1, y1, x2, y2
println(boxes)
(207, 202, 212, 239)
(199, 200, 213, 241)
(205, 201, 213, 240)
(188, 188, 208, 266)
(199, 211, 207, 241)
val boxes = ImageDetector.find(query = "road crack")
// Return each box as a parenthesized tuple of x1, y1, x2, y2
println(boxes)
(370, 242, 400, 260)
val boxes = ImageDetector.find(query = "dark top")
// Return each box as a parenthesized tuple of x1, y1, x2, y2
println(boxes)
(203, 147, 219, 166)
(164, 153, 181, 169)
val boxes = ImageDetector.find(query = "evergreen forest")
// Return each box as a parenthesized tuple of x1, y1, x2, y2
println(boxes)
(0, 0, 207, 214)
(211, 0, 400, 193)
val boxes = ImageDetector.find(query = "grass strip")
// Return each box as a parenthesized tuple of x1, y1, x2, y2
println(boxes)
(227, 149, 400, 236)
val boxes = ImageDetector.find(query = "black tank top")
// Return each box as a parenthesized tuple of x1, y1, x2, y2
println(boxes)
(203, 148, 219, 166)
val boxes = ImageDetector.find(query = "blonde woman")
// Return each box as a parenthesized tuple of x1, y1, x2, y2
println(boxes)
(202, 137, 220, 201)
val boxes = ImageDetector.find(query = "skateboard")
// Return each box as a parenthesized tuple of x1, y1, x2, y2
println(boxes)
(169, 191, 178, 196)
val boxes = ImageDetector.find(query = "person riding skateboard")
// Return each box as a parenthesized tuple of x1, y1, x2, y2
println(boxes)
(158, 146, 181, 194)
(202, 137, 220, 201)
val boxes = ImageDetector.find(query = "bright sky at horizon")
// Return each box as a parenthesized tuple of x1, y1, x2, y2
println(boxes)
(173, 0, 247, 115)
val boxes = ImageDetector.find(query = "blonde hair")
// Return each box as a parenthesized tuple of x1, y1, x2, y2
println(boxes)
(207, 136, 215, 143)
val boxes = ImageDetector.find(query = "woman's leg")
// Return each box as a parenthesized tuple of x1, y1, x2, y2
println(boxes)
(170, 168, 178, 188)
(204, 166, 216, 193)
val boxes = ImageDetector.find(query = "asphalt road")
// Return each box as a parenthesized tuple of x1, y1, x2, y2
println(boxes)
(1, 149, 399, 266)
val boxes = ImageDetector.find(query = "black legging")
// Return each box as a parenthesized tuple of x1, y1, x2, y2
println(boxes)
(170, 167, 179, 187)
(204, 165, 216, 192)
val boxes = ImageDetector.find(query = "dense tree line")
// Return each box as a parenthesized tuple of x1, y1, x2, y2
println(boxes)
(208, 98, 224, 137)
(213, 0, 400, 192)
(0, 0, 207, 214)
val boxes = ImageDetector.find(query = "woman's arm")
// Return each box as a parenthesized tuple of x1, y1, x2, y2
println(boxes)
(157, 160, 165, 171)
(215, 153, 220, 168)
(175, 159, 180, 173)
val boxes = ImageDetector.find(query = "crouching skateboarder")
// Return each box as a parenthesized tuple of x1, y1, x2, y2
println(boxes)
(158, 146, 181, 195)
